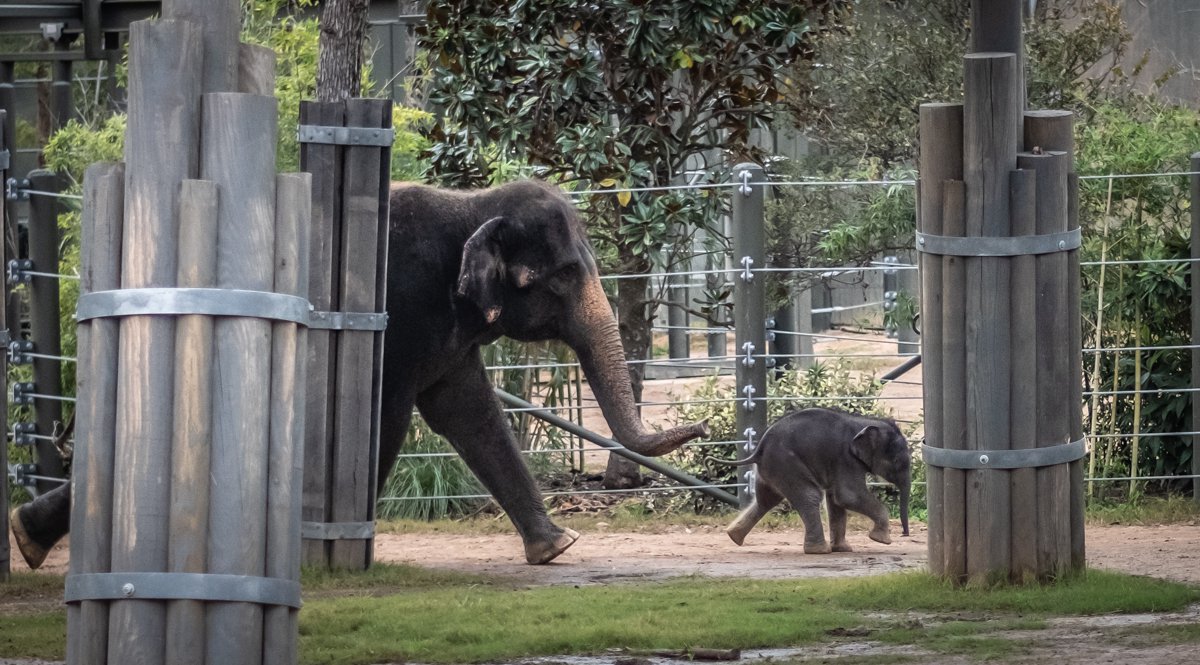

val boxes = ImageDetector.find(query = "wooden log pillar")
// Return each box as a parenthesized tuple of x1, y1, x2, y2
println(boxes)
(299, 98, 392, 570)
(65, 13, 310, 665)
(919, 60, 1085, 584)
(0, 108, 9, 583)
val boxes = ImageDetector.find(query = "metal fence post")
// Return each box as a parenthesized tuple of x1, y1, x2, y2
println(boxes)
(26, 170, 66, 494)
(1192, 152, 1200, 504)
(732, 163, 768, 508)
(0, 108, 8, 583)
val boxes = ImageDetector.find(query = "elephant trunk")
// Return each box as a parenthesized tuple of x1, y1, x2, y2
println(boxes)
(899, 481, 910, 537)
(567, 277, 708, 456)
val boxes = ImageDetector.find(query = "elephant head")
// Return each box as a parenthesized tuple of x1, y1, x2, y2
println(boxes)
(455, 181, 708, 456)
(850, 421, 911, 536)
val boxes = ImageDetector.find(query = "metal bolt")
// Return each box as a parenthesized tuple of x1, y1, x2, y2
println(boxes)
(122, 583, 135, 597)
(979, 454, 990, 466)
(1058, 240, 1067, 250)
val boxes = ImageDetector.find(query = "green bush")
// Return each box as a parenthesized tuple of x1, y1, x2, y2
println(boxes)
(375, 415, 487, 521)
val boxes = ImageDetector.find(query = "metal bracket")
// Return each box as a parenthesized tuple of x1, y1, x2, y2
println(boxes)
(77, 288, 312, 326)
(6, 177, 29, 201)
(7, 339, 32, 365)
(0, 148, 10, 171)
(741, 384, 756, 411)
(740, 341, 756, 367)
(308, 310, 389, 332)
(915, 228, 1081, 257)
(301, 521, 376, 541)
(12, 422, 36, 447)
(921, 438, 1086, 470)
(739, 256, 754, 282)
(7, 259, 33, 284)
(738, 169, 753, 196)
(297, 124, 395, 147)
(65, 572, 302, 609)
(742, 427, 757, 454)
(12, 381, 35, 405)
(12, 463, 37, 487)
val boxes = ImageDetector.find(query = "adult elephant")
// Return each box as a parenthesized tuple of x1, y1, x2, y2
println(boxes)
(9, 179, 708, 569)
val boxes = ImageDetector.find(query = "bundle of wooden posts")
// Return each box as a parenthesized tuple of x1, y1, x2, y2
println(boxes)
(298, 98, 392, 571)
(65, 14, 310, 665)
(918, 52, 1085, 584)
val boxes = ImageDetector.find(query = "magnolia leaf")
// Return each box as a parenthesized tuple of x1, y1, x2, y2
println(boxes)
(617, 189, 632, 207)
(599, 178, 617, 187)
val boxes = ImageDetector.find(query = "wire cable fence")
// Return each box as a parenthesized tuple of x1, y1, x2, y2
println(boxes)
(6, 168, 1200, 503)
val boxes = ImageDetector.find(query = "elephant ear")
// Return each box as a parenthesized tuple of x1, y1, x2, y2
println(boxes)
(457, 216, 508, 324)
(850, 425, 880, 467)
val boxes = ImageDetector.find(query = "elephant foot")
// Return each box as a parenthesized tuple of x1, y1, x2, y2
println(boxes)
(832, 542, 854, 553)
(726, 527, 748, 546)
(524, 527, 579, 565)
(869, 526, 892, 545)
(10, 508, 51, 570)
(804, 541, 832, 555)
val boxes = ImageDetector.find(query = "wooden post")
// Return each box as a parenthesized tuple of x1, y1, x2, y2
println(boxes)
(299, 100, 345, 567)
(108, 20, 203, 664)
(26, 170, 67, 492)
(732, 163, 768, 508)
(264, 172, 311, 664)
(940, 180, 968, 581)
(67, 163, 124, 663)
(165, 180, 218, 665)
(918, 102, 963, 578)
(969, 0, 1025, 109)
(963, 52, 1020, 582)
(201, 91, 279, 665)
(1007, 166, 1038, 580)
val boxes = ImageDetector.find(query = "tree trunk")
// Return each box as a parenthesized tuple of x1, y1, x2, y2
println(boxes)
(317, 0, 370, 102)
(602, 260, 654, 489)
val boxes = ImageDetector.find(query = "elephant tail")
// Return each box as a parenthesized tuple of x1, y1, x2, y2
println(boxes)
(703, 440, 767, 468)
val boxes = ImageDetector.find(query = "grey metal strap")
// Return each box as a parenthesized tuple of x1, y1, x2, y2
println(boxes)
(0, 148, 9, 170)
(916, 228, 1080, 256)
(297, 124, 395, 147)
(76, 288, 312, 325)
(308, 310, 389, 331)
(301, 520, 376, 541)
(922, 438, 1086, 470)
(65, 572, 302, 608)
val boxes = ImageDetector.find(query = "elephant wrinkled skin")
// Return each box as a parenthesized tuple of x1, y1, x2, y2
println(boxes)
(710, 407, 910, 554)
(9, 179, 708, 569)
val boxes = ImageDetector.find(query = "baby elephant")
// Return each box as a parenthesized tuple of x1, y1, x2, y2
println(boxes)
(710, 407, 911, 554)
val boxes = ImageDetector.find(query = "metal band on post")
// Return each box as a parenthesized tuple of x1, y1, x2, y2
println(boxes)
(915, 228, 1080, 257)
(297, 124, 395, 147)
(922, 438, 1086, 470)
(65, 572, 302, 609)
(307, 310, 388, 331)
(300, 521, 376, 541)
(77, 288, 312, 325)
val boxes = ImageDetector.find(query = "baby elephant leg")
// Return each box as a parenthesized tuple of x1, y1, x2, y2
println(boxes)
(827, 499, 853, 552)
(837, 487, 892, 545)
(726, 477, 782, 546)
(780, 484, 830, 554)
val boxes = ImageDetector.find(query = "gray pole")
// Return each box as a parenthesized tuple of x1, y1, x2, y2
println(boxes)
(0, 109, 7, 583)
(26, 170, 66, 493)
(732, 164, 768, 508)
(1192, 153, 1200, 504)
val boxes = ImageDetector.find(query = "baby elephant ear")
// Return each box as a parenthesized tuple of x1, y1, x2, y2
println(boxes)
(850, 425, 880, 464)
(457, 216, 508, 324)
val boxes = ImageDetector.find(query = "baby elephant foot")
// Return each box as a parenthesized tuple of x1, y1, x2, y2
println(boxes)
(524, 527, 579, 565)
(832, 542, 854, 553)
(10, 508, 50, 570)
(804, 541, 833, 555)
(868, 525, 892, 545)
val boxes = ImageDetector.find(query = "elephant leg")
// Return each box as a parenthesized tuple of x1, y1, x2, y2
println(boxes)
(827, 499, 853, 552)
(416, 355, 576, 565)
(375, 386, 416, 497)
(726, 477, 782, 546)
(10, 482, 71, 570)
(779, 483, 829, 554)
(835, 485, 892, 545)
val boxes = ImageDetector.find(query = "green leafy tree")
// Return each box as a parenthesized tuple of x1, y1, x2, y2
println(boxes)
(417, 1, 848, 463)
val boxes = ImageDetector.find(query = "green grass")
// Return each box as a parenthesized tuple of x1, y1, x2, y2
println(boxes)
(3, 565, 1198, 665)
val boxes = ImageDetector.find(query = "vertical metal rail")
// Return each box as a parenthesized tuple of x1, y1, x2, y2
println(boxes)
(732, 163, 767, 508)
(26, 171, 66, 493)
(0, 108, 8, 583)
(1192, 152, 1200, 504)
